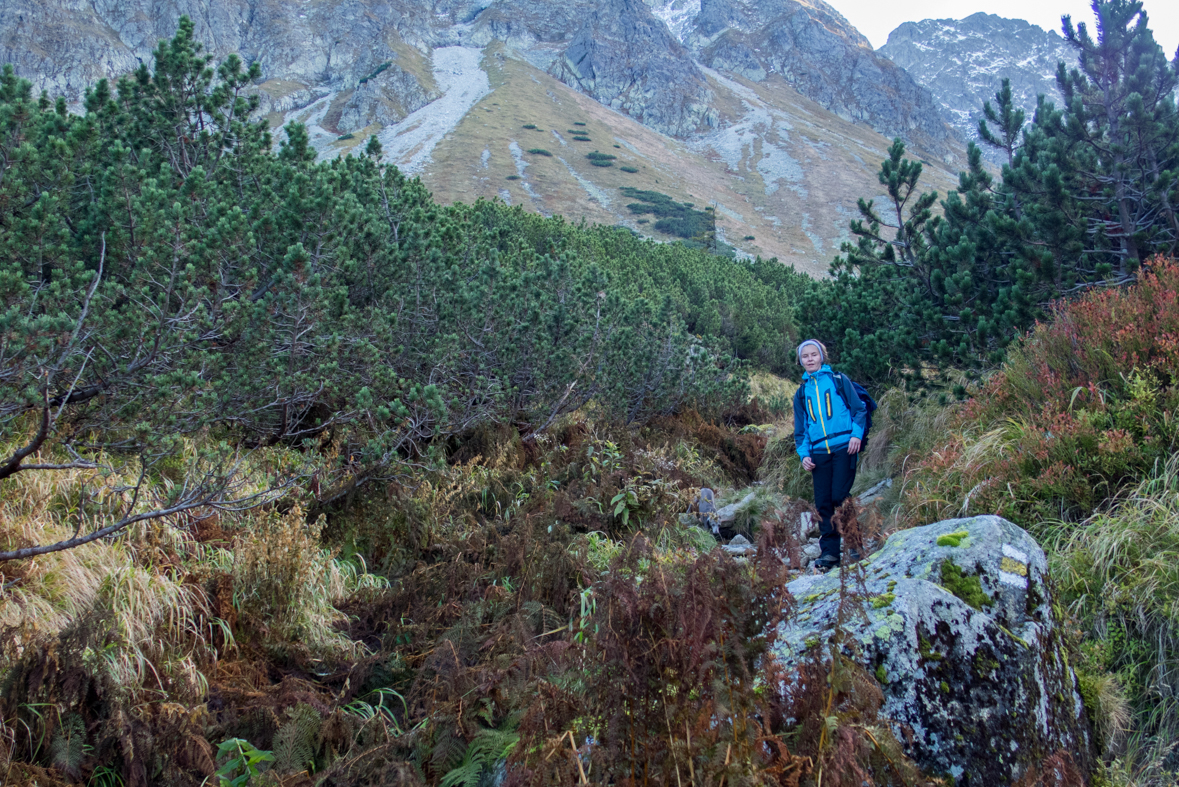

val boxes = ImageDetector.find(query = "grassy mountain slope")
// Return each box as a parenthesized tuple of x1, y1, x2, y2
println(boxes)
(315, 46, 962, 275)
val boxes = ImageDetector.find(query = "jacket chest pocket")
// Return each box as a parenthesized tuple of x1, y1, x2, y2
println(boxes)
(825, 392, 833, 418)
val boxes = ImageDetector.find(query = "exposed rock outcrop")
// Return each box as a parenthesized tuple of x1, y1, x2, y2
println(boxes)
(547, 0, 716, 136)
(773, 516, 1094, 785)
(879, 13, 1077, 150)
(0, 0, 440, 116)
(669, 0, 960, 157)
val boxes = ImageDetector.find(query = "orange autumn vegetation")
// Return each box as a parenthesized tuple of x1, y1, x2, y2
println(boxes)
(903, 256, 1179, 529)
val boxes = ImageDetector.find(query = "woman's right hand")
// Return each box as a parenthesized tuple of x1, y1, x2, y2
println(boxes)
(802, 457, 815, 471)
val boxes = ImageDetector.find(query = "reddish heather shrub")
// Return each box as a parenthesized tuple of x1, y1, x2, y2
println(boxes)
(508, 534, 800, 785)
(904, 256, 1179, 528)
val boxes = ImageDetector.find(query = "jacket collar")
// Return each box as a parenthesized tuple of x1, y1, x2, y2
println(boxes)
(801, 364, 833, 383)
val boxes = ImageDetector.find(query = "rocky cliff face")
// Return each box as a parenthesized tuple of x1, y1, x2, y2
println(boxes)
(668, 0, 958, 157)
(4, 0, 956, 146)
(879, 13, 1077, 148)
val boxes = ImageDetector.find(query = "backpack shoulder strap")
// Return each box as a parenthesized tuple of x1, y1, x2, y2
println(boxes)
(831, 371, 854, 411)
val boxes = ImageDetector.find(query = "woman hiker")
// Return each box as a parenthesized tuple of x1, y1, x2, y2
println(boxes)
(792, 339, 866, 572)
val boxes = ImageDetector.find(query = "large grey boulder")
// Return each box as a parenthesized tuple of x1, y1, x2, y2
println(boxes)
(772, 516, 1093, 786)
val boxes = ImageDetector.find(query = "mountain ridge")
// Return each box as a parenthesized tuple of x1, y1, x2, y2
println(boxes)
(879, 12, 1077, 149)
(1, 0, 967, 270)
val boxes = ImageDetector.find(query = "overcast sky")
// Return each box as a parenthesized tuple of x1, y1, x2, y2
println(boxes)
(829, 0, 1179, 55)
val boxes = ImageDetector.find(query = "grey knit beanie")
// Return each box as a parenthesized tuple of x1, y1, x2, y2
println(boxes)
(796, 339, 828, 365)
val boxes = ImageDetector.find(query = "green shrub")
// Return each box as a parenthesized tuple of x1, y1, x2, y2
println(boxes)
(337, 132, 355, 141)
(744, 235, 755, 241)
(573, 121, 586, 126)
(620, 166, 638, 173)
(526, 148, 552, 156)
(358, 61, 391, 84)
(522, 123, 537, 129)
(619, 187, 715, 242)
(506, 174, 520, 180)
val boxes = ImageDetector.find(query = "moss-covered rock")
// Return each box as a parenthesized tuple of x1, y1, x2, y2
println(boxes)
(771, 516, 1094, 786)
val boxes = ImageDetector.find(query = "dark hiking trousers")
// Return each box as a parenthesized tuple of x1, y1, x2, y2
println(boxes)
(811, 450, 858, 561)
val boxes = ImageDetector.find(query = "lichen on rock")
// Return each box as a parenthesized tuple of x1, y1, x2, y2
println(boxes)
(770, 515, 1094, 786)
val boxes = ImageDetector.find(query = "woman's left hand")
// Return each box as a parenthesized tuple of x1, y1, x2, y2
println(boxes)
(847, 437, 861, 455)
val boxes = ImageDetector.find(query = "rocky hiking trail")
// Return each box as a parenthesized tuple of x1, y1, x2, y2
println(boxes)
(686, 476, 893, 562)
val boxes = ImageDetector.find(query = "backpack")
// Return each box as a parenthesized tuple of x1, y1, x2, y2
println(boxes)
(832, 372, 878, 448)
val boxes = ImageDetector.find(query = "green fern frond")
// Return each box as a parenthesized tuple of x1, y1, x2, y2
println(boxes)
(272, 703, 321, 773)
(50, 714, 86, 777)
(429, 727, 467, 772)
(468, 726, 519, 763)
(438, 759, 482, 787)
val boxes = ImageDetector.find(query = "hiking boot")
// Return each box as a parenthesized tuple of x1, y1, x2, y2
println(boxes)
(812, 555, 840, 573)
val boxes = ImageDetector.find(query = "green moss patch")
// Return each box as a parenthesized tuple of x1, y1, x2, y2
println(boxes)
(940, 560, 992, 610)
(936, 530, 970, 547)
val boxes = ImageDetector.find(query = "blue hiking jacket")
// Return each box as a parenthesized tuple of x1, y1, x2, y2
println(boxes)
(793, 365, 867, 459)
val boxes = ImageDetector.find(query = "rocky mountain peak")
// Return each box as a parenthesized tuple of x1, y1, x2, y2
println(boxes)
(879, 12, 1077, 148)
(646, 0, 958, 157)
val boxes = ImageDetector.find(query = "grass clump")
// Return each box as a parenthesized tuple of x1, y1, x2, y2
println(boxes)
(1047, 458, 1179, 759)
(939, 560, 991, 610)
(620, 165, 639, 173)
(905, 259, 1179, 528)
(526, 148, 552, 156)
